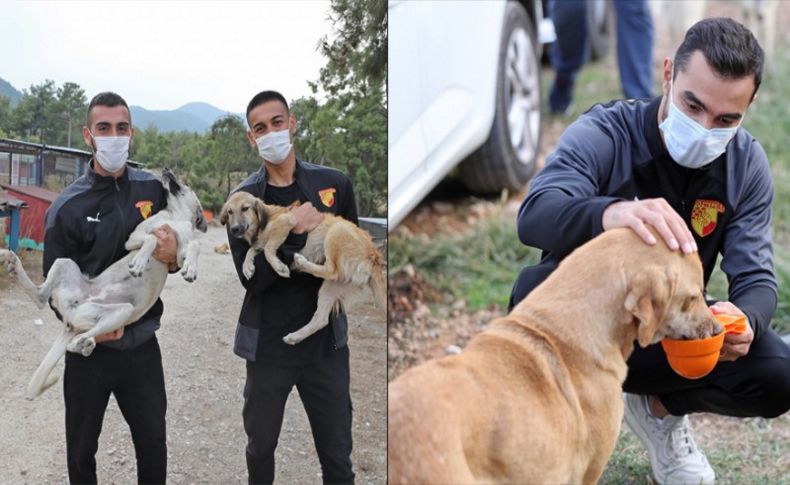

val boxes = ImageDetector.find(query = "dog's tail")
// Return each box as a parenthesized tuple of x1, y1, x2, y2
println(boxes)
(368, 265, 387, 311)
(26, 328, 73, 399)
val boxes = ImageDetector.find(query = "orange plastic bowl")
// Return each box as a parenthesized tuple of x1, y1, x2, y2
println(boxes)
(661, 314, 747, 379)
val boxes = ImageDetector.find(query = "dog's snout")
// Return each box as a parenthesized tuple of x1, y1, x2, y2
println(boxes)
(230, 225, 245, 238)
(197, 216, 208, 233)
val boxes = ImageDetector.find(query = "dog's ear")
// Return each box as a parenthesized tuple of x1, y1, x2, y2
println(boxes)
(161, 168, 182, 196)
(219, 201, 230, 226)
(253, 198, 268, 227)
(625, 265, 677, 347)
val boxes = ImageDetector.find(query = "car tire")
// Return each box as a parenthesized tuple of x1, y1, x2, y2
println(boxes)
(587, 0, 613, 61)
(460, 1, 541, 194)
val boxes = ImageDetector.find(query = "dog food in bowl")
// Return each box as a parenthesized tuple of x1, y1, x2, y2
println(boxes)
(661, 314, 747, 379)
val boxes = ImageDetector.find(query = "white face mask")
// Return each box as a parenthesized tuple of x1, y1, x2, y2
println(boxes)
(90, 133, 130, 173)
(659, 83, 741, 169)
(254, 128, 293, 165)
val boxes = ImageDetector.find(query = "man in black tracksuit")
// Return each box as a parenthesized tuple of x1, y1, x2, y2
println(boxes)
(227, 90, 356, 484)
(510, 18, 790, 484)
(44, 92, 178, 483)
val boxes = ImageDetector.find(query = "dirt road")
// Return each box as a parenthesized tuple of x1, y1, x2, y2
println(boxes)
(0, 225, 386, 484)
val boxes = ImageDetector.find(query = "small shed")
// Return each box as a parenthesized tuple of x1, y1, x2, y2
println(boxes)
(1, 184, 58, 249)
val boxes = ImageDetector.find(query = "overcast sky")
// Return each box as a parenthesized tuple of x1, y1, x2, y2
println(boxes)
(0, 0, 332, 112)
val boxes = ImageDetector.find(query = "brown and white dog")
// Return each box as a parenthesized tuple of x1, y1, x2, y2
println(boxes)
(388, 228, 721, 485)
(220, 191, 385, 345)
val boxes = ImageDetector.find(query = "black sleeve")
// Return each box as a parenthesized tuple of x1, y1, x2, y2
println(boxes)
(516, 115, 623, 258)
(227, 226, 279, 294)
(43, 211, 78, 277)
(720, 142, 777, 340)
(733, 285, 777, 340)
(226, 227, 306, 294)
(43, 210, 79, 320)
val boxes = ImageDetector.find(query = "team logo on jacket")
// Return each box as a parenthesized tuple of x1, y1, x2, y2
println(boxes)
(691, 199, 725, 237)
(318, 188, 336, 208)
(135, 200, 154, 220)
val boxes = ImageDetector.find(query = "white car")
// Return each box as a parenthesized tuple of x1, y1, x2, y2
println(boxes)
(388, 0, 555, 230)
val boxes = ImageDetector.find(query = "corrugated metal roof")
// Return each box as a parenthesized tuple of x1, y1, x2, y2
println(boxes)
(1, 184, 58, 202)
(0, 189, 27, 209)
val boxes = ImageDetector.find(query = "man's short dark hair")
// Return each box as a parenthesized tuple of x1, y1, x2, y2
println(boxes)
(673, 17, 764, 98)
(87, 91, 131, 126)
(246, 90, 289, 125)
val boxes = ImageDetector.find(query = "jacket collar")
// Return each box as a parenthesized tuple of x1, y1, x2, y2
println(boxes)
(86, 159, 130, 190)
(256, 159, 321, 208)
(645, 96, 670, 162)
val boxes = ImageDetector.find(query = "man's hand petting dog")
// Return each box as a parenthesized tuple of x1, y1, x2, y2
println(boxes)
(153, 224, 179, 271)
(291, 202, 322, 234)
(95, 327, 124, 343)
(710, 301, 754, 361)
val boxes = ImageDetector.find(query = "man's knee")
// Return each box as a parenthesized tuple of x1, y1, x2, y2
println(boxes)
(509, 261, 558, 311)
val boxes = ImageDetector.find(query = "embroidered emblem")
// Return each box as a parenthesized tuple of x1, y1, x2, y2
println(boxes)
(318, 188, 336, 208)
(690, 199, 725, 237)
(135, 200, 154, 220)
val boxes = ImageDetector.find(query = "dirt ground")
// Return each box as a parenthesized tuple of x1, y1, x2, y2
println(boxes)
(0, 224, 386, 484)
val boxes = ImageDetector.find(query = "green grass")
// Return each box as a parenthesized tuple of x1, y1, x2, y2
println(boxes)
(389, 218, 541, 310)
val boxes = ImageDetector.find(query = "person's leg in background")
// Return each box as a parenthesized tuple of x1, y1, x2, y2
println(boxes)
(548, 0, 589, 114)
(613, 0, 654, 99)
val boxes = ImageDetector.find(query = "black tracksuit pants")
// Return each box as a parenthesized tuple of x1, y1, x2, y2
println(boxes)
(510, 260, 790, 418)
(64, 336, 167, 484)
(243, 346, 354, 485)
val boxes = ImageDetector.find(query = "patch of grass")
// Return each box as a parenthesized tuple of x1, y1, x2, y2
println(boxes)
(603, 416, 790, 484)
(389, 217, 541, 310)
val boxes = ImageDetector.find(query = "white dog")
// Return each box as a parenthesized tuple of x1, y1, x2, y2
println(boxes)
(1, 169, 207, 399)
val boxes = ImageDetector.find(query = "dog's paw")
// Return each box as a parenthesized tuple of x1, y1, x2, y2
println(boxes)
(68, 336, 97, 357)
(292, 253, 307, 271)
(181, 263, 197, 282)
(1, 251, 20, 277)
(127, 255, 146, 277)
(272, 261, 290, 278)
(282, 332, 304, 345)
(242, 260, 256, 280)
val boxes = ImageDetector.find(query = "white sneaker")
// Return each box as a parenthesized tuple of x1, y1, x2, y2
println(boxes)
(623, 393, 715, 485)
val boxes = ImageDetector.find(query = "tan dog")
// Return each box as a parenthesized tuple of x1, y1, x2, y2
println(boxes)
(220, 191, 385, 344)
(388, 228, 721, 484)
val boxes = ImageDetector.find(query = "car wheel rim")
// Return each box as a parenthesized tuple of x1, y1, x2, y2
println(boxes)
(505, 27, 540, 167)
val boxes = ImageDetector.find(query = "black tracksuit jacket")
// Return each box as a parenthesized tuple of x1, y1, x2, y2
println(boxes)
(512, 96, 777, 339)
(43, 164, 168, 349)
(228, 160, 358, 365)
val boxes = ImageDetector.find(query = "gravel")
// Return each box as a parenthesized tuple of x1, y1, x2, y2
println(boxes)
(0, 224, 386, 484)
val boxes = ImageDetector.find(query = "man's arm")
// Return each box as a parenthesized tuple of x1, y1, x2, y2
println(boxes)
(42, 211, 77, 278)
(227, 227, 286, 294)
(516, 116, 622, 258)
(720, 145, 777, 340)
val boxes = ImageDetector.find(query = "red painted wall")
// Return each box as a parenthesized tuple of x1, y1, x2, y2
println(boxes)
(1, 185, 57, 246)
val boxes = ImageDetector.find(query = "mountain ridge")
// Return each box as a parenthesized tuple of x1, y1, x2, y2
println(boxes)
(0, 76, 241, 133)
